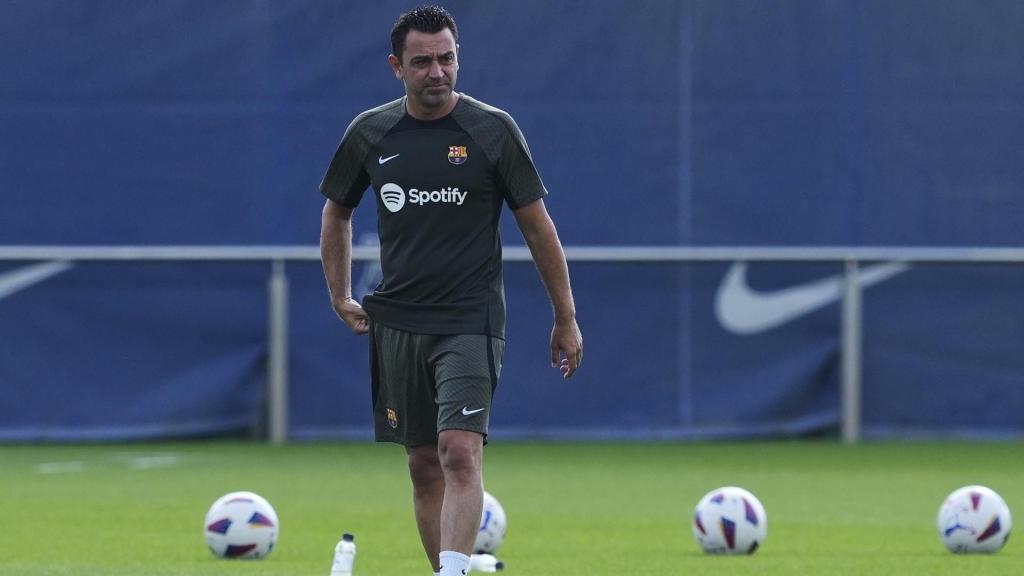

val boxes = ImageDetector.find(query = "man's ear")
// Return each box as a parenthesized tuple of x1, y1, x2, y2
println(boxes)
(388, 54, 403, 80)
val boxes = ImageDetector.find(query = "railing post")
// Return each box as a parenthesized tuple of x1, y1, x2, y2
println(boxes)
(267, 259, 289, 444)
(841, 259, 862, 444)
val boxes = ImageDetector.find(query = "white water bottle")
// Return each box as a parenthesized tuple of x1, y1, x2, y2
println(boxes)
(469, 553, 504, 572)
(330, 533, 356, 576)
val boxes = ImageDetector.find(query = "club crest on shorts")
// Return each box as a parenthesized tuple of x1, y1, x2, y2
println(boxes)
(447, 145, 468, 165)
(386, 408, 399, 429)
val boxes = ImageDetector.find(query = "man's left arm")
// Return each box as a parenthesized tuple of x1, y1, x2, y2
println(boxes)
(513, 198, 583, 378)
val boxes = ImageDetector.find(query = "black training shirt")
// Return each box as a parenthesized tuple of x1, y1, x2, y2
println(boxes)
(320, 94, 547, 338)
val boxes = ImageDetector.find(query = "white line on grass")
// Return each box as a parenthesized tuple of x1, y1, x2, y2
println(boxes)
(126, 455, 180, 469)
(34, 453, 183, 474)
(106, 452, 183, 470)
(36, 461, 86, 474)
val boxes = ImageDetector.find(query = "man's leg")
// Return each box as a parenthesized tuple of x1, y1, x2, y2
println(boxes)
(407, 444, 445, 573)
(437, 429, 483, 575)
(431, 333, 499, 575)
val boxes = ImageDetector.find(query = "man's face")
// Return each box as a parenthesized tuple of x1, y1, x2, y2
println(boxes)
(389, 28, 459, 114)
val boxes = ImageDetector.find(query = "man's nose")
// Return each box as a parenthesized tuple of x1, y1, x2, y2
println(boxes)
(428, 61, 444, 78)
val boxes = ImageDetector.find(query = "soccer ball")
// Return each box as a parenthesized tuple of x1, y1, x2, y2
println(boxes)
(474, 491, 507, 554)
(204, 491, 279, 559)
(937, 485, 1012, 554)
(692, 486, 767, 554)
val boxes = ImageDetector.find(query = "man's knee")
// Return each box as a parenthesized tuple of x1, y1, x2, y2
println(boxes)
(407, 444, 443, 488)
(438, 430, 483, 478)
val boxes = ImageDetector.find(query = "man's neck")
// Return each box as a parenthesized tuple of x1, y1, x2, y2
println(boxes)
(405, 92, 460, 121)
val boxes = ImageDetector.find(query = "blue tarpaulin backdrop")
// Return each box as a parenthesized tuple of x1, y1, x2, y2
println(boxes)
(2, 1, 1023, 440)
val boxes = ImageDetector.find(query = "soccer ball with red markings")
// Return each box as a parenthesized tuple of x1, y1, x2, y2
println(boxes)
(692, 486, 767, 555)
(204, 491, 279, 559)
(937, 485, 1012, 554)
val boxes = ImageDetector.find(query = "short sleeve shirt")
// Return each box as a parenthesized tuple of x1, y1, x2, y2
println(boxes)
(319, 94, 547, 338)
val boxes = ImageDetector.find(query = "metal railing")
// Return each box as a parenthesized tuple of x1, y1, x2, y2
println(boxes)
(4, 245, 1023, 444)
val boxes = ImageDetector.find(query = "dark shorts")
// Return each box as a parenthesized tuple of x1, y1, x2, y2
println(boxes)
(369, 323, 505, 447)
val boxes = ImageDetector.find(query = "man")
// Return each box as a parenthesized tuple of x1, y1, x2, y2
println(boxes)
(319, 6, 582, 576)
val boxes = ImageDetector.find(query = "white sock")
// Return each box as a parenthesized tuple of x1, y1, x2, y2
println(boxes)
(434, 572, 441, 576)
(439, 551, 470, 576)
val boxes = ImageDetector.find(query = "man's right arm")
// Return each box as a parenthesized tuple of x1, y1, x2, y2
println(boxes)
(320, 198, 370, 335)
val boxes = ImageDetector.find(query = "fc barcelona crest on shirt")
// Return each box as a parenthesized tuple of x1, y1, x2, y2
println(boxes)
(387, 408, 399, 429)
(448, 145, 468, 165)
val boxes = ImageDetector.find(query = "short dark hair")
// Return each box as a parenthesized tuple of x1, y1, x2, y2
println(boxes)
(390, 5, 458, 63)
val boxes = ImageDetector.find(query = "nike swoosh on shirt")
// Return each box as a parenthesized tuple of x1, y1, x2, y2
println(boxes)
(378, 154, 400, 165)
(462, 407, 485, 416)
(0, 261, 73, 300)
(714, 261, 910, 335)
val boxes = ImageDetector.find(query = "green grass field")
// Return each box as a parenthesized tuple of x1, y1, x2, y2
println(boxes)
(1, 441, 1021, 575)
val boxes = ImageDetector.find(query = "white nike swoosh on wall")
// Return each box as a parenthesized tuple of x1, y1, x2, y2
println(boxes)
(0, 261, 74, 300)
(715, 261, 910, 335)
